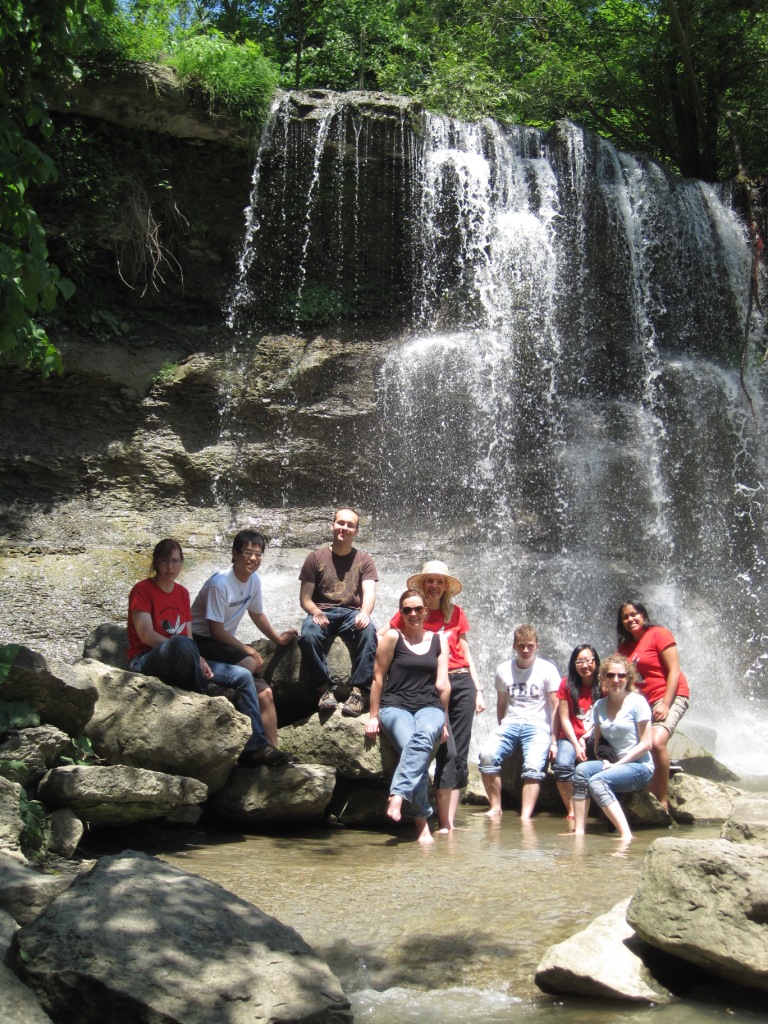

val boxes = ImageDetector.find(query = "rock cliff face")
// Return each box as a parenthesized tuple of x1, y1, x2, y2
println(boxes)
(2, 71, 420, 549)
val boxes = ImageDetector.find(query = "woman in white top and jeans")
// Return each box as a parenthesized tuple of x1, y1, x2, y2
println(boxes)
(572, 654, 653, 841)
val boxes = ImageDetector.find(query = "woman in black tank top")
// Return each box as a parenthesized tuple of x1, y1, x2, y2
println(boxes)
(366, 589, 449, 844)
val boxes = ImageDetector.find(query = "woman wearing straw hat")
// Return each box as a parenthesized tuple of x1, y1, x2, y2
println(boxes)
(388, 560, 485, 832)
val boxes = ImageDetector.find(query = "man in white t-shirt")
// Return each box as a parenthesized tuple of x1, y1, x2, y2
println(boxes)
(478, 624, 560, 820)
(192, 530, 297, 751)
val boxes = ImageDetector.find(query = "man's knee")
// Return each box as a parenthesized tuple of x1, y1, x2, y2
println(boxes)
(257, 686, 274, 705)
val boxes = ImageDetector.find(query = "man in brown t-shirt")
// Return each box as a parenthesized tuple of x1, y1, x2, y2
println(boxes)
(298, 507, 378, 717)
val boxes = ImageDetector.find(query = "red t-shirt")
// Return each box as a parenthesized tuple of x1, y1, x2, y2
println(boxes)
(389, 605, 470, 671)
(127, 578, 192, 661)
(555, 677, 595, 740)
(618, 625, 690, 705)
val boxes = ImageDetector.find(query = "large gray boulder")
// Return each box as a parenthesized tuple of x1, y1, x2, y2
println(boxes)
(0, 777, 26, 864)
(1, 647, 98, 736)
(535, 897, 672, 1003)
(37, 764, 208, 827)
(10, 851, 353, 1024)
(48, 808, 85, 859)
(668, 773, 740, 824)
(280, 712, 399, 780)
(81, 660, 250, 792)
(261, 636, 357, 727)
(627, 837, 768, 990)
(0, 855, 89, 925)
(211, 763, 336, 823)
(0, 726, 72, 787)
(722, 795, 768, 844)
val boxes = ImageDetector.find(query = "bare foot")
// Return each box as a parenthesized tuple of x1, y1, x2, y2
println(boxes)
(484, 807, 502, 818)
(436, 826, 453, 834)
(414, 818, 434, 844)
(387, 794, 403, 822)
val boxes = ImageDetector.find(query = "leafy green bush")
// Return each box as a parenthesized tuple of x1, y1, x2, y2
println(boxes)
(168, 35, 279, 125)
(277, 283, 353, 326)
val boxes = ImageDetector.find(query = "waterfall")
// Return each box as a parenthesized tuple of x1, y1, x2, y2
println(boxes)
(231, 94, 767, 772)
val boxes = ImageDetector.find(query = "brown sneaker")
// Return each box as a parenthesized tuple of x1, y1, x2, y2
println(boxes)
(341, 686, 367, 717)
(239, 745, 289, 767)
(318, 689, 339, 712)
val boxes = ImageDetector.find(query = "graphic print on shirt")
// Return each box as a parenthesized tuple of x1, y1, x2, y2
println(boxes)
(160, 612, 185, 637)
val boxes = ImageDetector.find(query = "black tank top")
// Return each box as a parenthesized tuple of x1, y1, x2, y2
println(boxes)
(381, 632, 443, 712)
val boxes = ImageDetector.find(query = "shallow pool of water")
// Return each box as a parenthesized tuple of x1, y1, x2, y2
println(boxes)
(87, 810, 766, 1024)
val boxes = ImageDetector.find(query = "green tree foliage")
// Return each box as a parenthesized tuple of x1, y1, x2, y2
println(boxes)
(0, 0, 116, 376)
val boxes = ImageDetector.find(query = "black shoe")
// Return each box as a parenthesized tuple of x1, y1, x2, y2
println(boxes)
(239, 745, 290, 767)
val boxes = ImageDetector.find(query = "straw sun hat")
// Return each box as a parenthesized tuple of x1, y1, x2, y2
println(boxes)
(406, 560, 463, 597)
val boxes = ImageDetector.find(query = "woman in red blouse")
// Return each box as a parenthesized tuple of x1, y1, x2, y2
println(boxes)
(617, 600, 691, 809)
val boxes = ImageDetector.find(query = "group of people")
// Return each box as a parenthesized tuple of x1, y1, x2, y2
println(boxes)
(127, 505, 690, 844)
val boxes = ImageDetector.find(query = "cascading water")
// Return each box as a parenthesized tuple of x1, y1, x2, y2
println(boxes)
(230, 93, 767, 774)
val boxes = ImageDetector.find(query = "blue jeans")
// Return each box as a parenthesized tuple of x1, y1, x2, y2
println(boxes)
(572, 759, 653, 808)
(552, 739, 581, 782)
(299, 607, 377, 692)
(130, 637, 267, 750)
(129, 636, 206, 693)
(478, 720, 550, 781)
(379, 705, 445, 819)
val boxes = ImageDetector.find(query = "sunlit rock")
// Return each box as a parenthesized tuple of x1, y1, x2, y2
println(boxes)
(0, 777, 26, 864)
(211, 763, 336, 824)
(721, 795, 768, 844)
(535, 897, 672, 1003)
(0, 726, 72, 787)
(623, 790, 675, 827)
(2, 647, 97, 737)
(668, 773, 740, 824)
(627, 838, 768, 990)
(37, 764, 207, 828)
(10, 851, 353, 1023)
(0, 962, 54, 1024)
(81, 659, 250, 792)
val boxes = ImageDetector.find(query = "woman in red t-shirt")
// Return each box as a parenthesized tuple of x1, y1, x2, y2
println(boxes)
(127, 538, 213, 693)
(617, 600, 691, 809)
(552, 644, 601, 825)
(388, 560, 485, 832)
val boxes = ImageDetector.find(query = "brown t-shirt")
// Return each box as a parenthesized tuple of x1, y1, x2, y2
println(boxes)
(299, 546, 378, 609)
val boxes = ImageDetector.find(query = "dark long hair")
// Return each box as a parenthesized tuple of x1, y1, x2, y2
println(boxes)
(566, 644, 601, 710)
(616, 601, 652, 645)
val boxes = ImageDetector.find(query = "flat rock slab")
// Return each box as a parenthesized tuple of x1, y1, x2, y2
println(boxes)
(37, 764, 208, 827)
(627, 837, 768, 991)
(11, 851, 352, 1024)
(535, 897, 672, 1003)
(211, 763, 336, 823)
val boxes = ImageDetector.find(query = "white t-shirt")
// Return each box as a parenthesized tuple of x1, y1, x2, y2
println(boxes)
(593, 692, 653, 764)
(495, 656, 561, 725)
(191, 567, 263, 637)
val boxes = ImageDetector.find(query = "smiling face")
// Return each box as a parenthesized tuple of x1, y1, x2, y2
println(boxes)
(602, 660, 629, 698)
(422, 574, 446, 609)
(573, 647, 597, 682)
(331, 508, 359, 552)
(232, 542, 264, 582)
(620, 604, 646, 639)
(400, 594, 427, 629)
